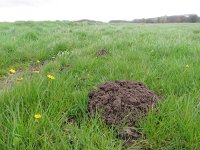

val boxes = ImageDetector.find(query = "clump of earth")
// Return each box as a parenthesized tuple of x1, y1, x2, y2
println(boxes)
(88, 80, 159, 144)
(96, 49, 110, 56)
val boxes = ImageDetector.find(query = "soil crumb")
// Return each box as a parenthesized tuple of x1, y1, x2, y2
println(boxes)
(96, 49, 110, 57)
(60, 64, 72, 72)
(88, 80, 159, 142)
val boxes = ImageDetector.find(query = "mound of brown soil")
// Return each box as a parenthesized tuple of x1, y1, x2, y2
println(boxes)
(88, 80, 159, 141)
(96, 49, 110, 56)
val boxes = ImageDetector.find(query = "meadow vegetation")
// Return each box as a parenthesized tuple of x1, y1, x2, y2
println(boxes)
(0, 21, 200, 149)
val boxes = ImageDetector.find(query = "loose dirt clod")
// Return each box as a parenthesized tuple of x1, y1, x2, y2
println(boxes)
(96, 49, 110, 56)
(60, 64, 72, 71)
(88, 80, 159, 142)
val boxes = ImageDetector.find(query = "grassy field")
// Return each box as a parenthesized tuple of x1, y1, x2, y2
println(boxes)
(0, 22, 200, 149)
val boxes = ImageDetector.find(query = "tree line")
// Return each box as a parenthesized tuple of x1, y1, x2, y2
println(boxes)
(110, 14, 200, 23)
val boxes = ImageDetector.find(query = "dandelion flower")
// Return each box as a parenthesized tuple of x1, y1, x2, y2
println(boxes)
(9, 69, 16, 74)
(185, 65, 189, 68)
(34, 114, 42, 119)
(47, 75, 55, 80)
(36, 60, 40, 63)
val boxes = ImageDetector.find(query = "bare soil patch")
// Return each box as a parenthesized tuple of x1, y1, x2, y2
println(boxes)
(96, 49, 110, 57)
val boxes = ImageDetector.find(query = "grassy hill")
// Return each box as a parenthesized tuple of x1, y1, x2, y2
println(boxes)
(0, 22, 200, 149)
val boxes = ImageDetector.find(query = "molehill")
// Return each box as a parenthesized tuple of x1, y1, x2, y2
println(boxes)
(88, 80, 159, 141)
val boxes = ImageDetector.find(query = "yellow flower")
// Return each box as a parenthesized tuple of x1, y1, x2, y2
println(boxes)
(17, 77, 23, 81)
(185, 65, 189, 68)
(36, 60, 40, 63)
(33, 70, 40, 73)
(34, 114, 42, 119)
(47, 75, 55, 80)
(9, 69, 16, 74)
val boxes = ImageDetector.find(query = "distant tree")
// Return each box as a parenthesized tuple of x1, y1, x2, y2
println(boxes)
(188, 14, 199, 23)
(163, 16, 167, 23)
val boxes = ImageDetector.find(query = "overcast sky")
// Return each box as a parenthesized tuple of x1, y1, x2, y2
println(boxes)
(0, 0, 200, 22)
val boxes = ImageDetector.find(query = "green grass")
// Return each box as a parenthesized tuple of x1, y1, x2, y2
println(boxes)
(0, 21, 200, 149)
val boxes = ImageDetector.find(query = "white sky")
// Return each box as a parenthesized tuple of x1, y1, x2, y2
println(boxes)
(0, 0, 200, 22)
